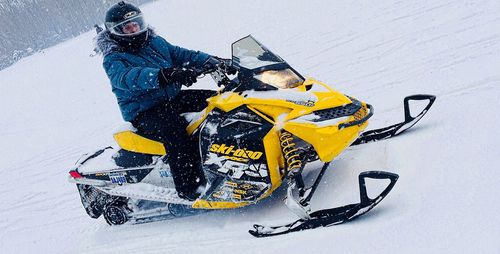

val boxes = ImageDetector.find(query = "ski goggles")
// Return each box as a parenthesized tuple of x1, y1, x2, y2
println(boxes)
(107, 14, 148, 36)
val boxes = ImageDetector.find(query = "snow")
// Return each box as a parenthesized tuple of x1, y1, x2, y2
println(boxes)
(1, 0, 500, 253)
(76, 147, 119, 174)
(114, 122, 137, 133)
(290, 114, 350, 127)
(242, 89, 318, 103)
(181, 109, 206, 125)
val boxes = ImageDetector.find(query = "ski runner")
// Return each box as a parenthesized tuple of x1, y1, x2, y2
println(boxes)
(96, 1, 236, 201)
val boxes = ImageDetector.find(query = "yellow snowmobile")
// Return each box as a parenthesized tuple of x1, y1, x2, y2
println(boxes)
(68, 35, 435, 237)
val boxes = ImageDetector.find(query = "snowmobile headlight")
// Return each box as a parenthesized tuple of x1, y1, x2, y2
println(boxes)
(255, 69, 304, 89)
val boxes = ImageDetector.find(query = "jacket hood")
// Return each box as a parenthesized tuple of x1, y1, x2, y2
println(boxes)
(95, 28, 156, 56)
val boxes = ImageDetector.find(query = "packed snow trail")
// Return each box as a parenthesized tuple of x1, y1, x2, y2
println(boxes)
(1, 0, 499, 253)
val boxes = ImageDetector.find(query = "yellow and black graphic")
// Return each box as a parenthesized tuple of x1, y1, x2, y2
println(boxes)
(286, 99, 315, 107)
(210, 180, 267, 202)
(218, 160, 268, 179)
(209, 144, 263, 162)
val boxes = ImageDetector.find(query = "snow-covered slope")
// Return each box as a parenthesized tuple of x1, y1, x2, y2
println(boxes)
(1, 0, 499, 253)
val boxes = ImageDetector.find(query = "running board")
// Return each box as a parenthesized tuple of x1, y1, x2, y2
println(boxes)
(100, 183, 193, 205)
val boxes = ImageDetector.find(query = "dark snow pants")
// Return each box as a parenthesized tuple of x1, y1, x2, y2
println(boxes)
(131, 89, 217, 199)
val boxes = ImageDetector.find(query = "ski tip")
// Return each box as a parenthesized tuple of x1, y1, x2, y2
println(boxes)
(248, 224, 264, 237)
(248, 230, 260, 237)
(359, 171, 399, 181)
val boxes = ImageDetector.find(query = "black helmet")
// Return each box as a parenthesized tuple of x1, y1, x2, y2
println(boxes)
(105, 1, 149, 47)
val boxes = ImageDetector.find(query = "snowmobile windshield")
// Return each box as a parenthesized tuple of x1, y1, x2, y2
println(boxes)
(232, 36, 285, 69)
(232, 36, 305, 90)
(107, 14, 148, 37)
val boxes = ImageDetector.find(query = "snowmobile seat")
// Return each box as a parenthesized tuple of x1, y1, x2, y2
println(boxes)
(113, 130, 166, 155)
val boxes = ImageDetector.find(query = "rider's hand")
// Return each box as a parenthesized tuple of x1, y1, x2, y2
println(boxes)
(203, 56, 238, 75)
(159, 67, 198, 87)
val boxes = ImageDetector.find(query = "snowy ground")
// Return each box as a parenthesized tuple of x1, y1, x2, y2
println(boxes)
(1, 0, 499, 253)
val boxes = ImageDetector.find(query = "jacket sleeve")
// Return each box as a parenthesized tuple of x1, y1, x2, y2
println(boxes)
(103, 54, 161, 92)
(161, 38, 211, 68)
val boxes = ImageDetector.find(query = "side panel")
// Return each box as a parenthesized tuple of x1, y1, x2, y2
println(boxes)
(194, 107, 274, 208)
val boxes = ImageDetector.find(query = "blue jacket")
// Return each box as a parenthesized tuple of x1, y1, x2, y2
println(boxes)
(97, 30, 210, 121)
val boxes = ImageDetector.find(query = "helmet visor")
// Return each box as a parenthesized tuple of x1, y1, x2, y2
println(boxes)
(107, 14, 148, 37)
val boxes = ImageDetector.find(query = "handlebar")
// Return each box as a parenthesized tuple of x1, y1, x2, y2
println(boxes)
(191, 63, 237, 91)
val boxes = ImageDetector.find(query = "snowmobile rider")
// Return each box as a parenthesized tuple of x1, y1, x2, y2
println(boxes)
(97, 1, 236, 201)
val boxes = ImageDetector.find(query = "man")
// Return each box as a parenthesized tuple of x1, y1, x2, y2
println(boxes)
(97, 1, 234, 200)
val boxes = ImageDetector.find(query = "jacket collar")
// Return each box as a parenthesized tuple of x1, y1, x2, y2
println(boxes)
(95, 28, 156, 56)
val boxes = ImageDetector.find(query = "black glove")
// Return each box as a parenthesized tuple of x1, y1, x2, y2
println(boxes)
(159, 67, 198, 87)
(203, 56, 238, 75)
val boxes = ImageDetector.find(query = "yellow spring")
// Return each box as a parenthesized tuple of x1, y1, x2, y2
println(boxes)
(279, 131, 302, 172)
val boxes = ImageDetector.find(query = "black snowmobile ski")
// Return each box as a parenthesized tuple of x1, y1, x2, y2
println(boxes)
(248, 94, 432, 237)
(352, 94, 436, 145)
(249, 171, 399, 237)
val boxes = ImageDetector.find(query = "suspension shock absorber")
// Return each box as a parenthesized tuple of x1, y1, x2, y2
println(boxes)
(279, 131, 303, 175)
